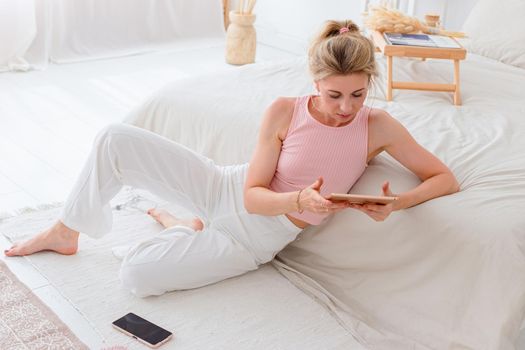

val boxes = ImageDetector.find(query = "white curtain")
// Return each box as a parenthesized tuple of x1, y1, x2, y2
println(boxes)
(0, 0, 37, 72)
(0, 0, 225, 72)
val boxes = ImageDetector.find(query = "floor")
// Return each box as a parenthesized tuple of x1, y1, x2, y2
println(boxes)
(0, 39, 298, 348)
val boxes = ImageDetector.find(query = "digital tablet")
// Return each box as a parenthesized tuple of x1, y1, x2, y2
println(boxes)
(328, 193, 399, 205)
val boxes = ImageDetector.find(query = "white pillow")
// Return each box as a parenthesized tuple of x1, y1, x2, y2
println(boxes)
(461, 0, 525, 69)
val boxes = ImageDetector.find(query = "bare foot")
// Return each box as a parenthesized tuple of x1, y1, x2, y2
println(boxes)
(4, 221, 79, 257)
(147, 208, 204, 231)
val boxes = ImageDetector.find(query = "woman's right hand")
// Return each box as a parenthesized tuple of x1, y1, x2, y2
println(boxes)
(298, 177, 350, 214)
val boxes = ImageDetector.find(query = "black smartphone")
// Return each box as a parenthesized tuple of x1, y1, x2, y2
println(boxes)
(112, 312, 173, 348)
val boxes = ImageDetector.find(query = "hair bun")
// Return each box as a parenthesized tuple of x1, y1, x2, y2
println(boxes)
(346, 22, 360, 33)
(326, 20, 360, 37)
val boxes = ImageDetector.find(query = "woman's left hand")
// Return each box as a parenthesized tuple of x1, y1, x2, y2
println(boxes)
(349, 181, 396, 222)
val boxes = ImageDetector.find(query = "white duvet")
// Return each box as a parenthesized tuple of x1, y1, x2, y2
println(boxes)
(126, 53, 525, 349)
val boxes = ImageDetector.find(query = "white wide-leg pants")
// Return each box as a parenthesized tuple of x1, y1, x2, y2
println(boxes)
(60, 124, 301, 297)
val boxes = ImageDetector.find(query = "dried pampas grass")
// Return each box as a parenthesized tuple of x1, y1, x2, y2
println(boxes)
(363, 5, 465, 38)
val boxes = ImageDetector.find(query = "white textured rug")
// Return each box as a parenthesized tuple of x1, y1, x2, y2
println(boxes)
(0, 188, 363, 350)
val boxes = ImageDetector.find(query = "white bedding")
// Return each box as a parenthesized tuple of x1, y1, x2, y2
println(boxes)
(126, 53, 525, 349)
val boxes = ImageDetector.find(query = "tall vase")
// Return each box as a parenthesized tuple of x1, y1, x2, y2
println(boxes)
(225, 11, 256, 65)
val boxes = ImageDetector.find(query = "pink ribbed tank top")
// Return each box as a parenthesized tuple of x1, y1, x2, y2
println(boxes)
(269, 95, 370, 225)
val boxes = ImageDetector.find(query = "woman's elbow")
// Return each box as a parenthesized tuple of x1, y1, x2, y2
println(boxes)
(243, 190, 256, 214)
(447, 173, 461, 194)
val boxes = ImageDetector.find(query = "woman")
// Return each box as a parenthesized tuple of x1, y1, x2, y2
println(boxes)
(5, 20, 459, 297)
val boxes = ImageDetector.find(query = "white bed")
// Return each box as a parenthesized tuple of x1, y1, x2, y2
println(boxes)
(124, 18, 525, 350)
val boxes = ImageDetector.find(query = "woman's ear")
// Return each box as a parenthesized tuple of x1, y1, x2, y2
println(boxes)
(314, 81, 320, 95)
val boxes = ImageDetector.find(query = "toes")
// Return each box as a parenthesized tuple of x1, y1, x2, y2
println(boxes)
(192, 218, 204, 231)
(4, 247, 17, 257)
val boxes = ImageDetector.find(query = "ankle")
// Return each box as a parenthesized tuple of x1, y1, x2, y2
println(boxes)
(49, 221, 79, 240)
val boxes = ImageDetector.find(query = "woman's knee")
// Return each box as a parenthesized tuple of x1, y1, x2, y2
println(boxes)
(95, 123, 134, 145)
(93, 123, 146, 172)
(119, 262, 165, 298)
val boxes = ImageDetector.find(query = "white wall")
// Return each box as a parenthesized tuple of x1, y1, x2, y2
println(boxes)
(256, 0, 369, 54)
(229, 0, 368, 54)
(228, 0, 479, 54)
(407, 0, 478, 31)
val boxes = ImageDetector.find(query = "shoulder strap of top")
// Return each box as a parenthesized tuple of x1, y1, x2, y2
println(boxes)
(284, 96, 309, 138)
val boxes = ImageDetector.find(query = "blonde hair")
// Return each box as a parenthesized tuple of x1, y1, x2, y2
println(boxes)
(308, 20, 377, 82)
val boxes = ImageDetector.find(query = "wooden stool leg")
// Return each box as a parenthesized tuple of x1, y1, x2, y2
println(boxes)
(387, 55, 393, 101)
(453, 59, 461, 105)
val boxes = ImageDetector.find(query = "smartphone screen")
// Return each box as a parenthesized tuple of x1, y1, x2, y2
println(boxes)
(113, 313, 172, 347)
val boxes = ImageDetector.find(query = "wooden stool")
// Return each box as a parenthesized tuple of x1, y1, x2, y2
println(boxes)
(371, 31, 467, 105)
